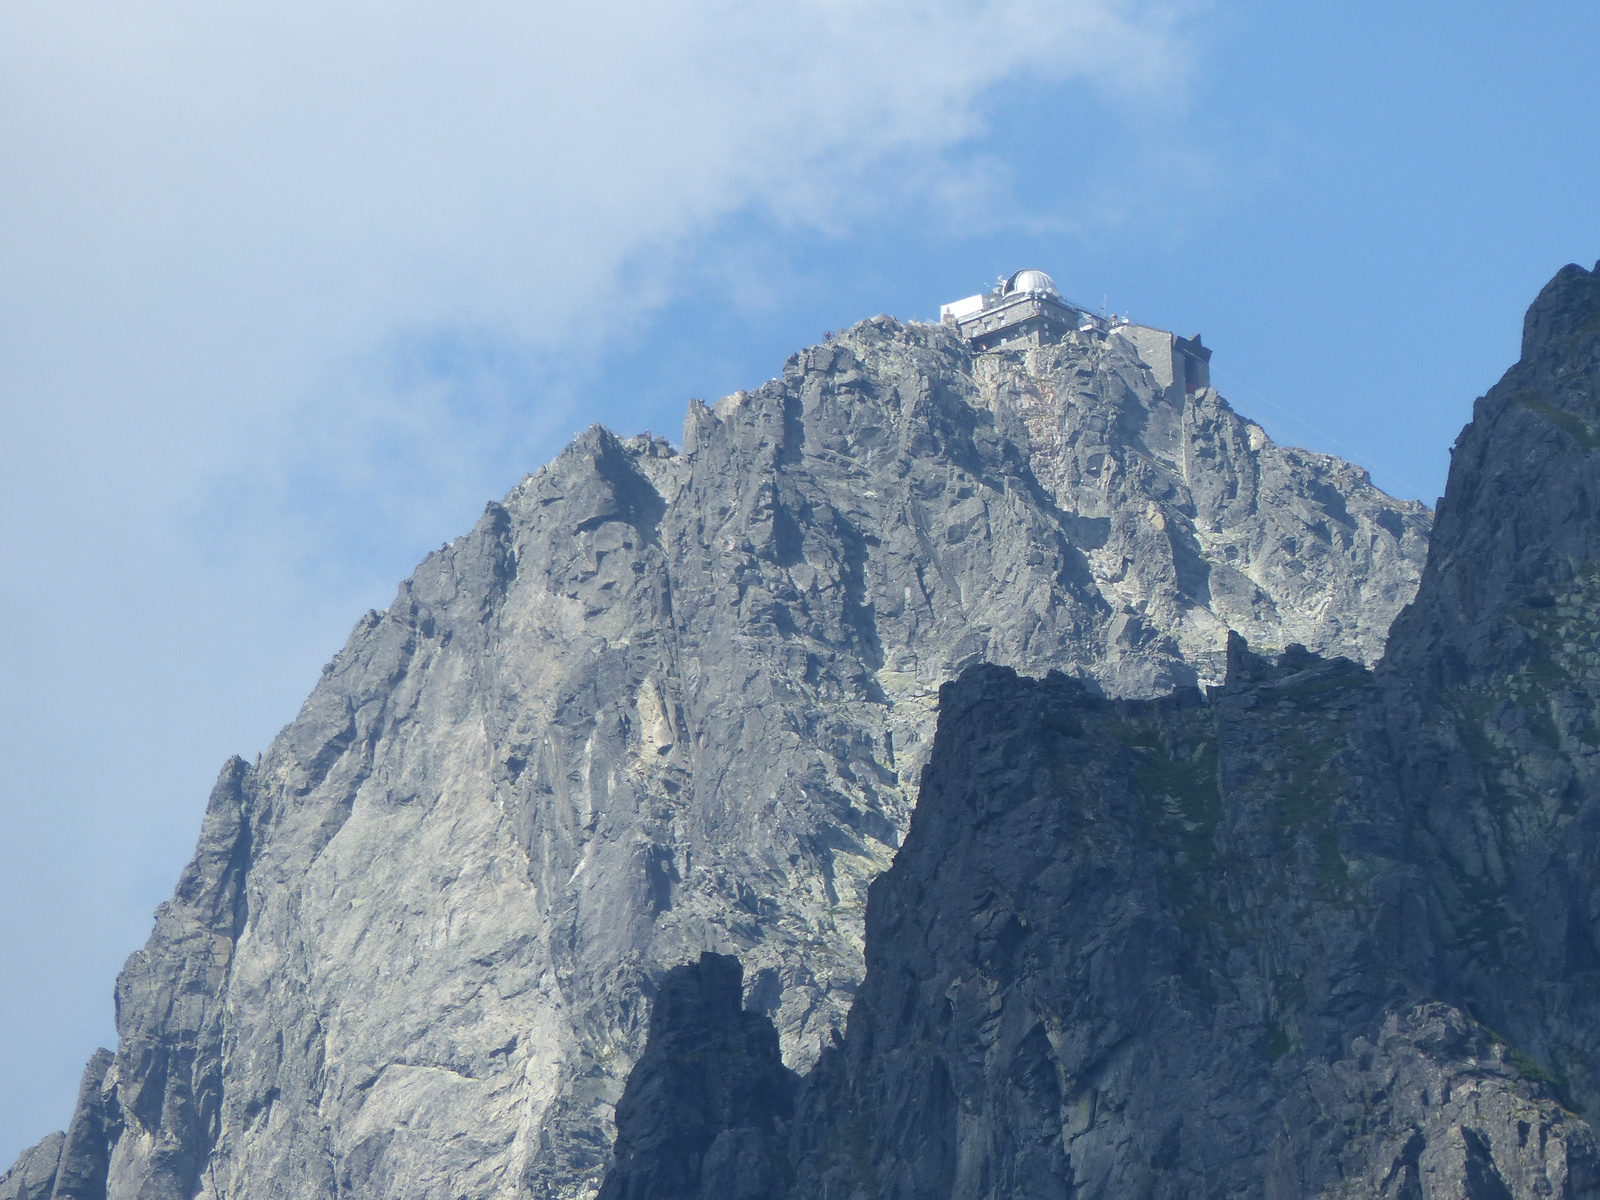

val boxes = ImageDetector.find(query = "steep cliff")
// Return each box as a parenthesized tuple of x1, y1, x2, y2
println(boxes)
(603, 263, 1600, 1198)
(597, 954, 797, 1200)
(784, 656, 1596, 1199)
(8, 312, 1427, 1200)
(1380, 260, 1600, 1138)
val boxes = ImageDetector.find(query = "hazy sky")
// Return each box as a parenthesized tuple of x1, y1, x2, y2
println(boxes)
(2, 0, 1597, 1165)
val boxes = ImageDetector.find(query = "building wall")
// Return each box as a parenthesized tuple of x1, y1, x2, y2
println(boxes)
(940, 294, 985, 322)
(1121, 325, 1179, 392)
(956, 294, 1080, 349)
(1176, 334, 1211, 392)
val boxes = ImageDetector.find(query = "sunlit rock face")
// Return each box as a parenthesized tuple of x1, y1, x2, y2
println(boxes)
(8, 313, 1428, 1200)
(605, 264, 1600, 1200)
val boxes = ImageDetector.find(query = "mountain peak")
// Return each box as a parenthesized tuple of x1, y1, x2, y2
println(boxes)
(605, 262, 1600, 1200)
(1386, 260, 1600, 687)
(5, 288, 1432, 1200)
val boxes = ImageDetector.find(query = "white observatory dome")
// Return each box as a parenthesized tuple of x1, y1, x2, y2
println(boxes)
(1006, 269, 1058, 296)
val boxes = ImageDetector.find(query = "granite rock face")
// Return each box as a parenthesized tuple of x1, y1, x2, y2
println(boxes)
(9, 312, 1428, 1199)
(601, 263, 1600, 1198)
(973, 345, 1423, 680)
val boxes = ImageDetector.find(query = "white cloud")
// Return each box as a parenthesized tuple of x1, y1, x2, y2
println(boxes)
(0, 0, 1198, 1163)
(1, 0, 1197, 538)
(2, 0, 1200, 587)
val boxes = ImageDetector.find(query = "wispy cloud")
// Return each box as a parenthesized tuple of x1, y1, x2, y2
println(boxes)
(0, 0, 1202, 1160)
(2, 0, 1204, 598)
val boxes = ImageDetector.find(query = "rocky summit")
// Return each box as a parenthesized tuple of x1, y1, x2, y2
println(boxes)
(4, 297, 1430, 1200)
(600, 262, 1600, 1199)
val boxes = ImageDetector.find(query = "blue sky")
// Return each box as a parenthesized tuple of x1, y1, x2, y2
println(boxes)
(2, 0, 1597, 1166)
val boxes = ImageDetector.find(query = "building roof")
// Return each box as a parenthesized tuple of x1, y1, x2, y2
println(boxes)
(1004, 269, 1058, 297)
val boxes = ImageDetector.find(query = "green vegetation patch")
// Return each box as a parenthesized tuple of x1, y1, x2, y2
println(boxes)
(1265, 1022, 1292, 1063)
(1312, 823, 1348, 892)
(1561, 307, 1600, 355)
(1269, 726, 1342, 829)
(1507, 561, 1600, 688)
(1125, 729, 1229, 946)
(1483, 1026, 1581, 1113)
(1450, 561, 1600, 819)
(1134, 740, 1223, 851)
(1513, 388, 1600, 451)
(1247, 713, 1351, 900)
(1449, 695, 1520, 820)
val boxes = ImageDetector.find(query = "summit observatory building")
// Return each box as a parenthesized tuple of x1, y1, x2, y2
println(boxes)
(942, 269, 1212, 397)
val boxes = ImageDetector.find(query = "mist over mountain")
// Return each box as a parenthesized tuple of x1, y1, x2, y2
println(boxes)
(3, 284, 1434, 1200)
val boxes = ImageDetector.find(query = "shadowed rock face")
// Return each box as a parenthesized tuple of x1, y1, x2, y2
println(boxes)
(1378, 261, 1600, 1150)
(782, 659, 1599, 1200)
(1, 1052, 114, 1200)
(599, 263, 1600, 1199)
(597, 954, 796, 1200)
(8, 314, 1427, 1200)
(0, 1134, 63, 1200)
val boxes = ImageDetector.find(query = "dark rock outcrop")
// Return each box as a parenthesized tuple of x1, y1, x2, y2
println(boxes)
(51, 1051, 115, 1200)
(598, 954, 796, 1200)
(782, 657, 1598, 1199)
(1381, 260, 1600, 1127)
(2, 1050, 115, 1200)
(600, 263, 1600, 1198)
(9, 307, 1429, 1199)
(0, 1133, 63, 1200)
